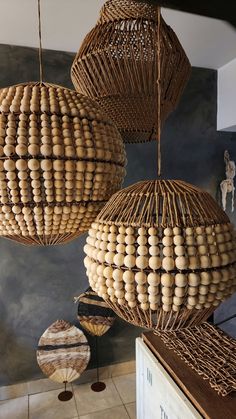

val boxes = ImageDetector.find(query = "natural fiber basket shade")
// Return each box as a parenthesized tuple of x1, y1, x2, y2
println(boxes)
(158, 322, 236, 396)
(76, 287, 115, 336)
(84, 180, 236, 331)
(0, 82, 126, 245)
(71, 0, 191, 143)
(37, 320, 90, 383)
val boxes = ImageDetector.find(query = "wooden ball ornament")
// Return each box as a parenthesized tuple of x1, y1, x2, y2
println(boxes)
(0, 82, 126, 245)
(84, 180, 236, 331)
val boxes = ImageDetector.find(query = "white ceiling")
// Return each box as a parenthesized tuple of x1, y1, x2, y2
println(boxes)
(0, 0, 236, 69)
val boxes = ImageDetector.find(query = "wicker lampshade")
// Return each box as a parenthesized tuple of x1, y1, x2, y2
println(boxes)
(0, 82, 126, 245)
(71, 0, 191, 143)
(84, 180, 236, 331)
(76, 287, 115, 336)
(37, 320, 90, 383)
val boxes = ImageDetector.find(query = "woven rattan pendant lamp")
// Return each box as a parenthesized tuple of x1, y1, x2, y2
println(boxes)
(0, 1, 126, 246)
(71, 0, 191, 143)
(84, 180, 236, 331)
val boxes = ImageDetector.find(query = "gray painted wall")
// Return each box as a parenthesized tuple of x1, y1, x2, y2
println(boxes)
(0, 44, 235, 386)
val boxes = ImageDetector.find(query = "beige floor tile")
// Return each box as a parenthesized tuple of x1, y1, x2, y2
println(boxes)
(80, 405, 130, 419)
(73, 378, 122, 416)
(0, 381, 28, 401)
(0, 395, 28, 419)
(27, 378, 64, 395)
(110, 361, 135, 377)
(125, 402, 136, 419)
(29, 387, 77, 419)
(113, 373, 136, 404)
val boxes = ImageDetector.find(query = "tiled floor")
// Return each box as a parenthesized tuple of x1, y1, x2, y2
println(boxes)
(0, 373, 136, 419)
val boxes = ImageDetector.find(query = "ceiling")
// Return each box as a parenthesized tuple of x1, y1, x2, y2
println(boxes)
(138, 0, 236, 28)
(0, 0, 236, 69)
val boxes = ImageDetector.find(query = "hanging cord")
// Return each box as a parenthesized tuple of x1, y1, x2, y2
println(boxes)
(157, 6, 161, 177)
(37, 0, 44, 83)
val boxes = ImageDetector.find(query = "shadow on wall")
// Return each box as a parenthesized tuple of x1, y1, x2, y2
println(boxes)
(0, 319, 35, 386)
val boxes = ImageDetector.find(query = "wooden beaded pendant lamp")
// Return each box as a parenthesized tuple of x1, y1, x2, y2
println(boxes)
(0, 0, 126, 246)
(71, 0, 191, 143)
(84, 180, 236, 331)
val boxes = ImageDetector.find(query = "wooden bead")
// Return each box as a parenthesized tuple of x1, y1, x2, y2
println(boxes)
(123, 270, 135, 283)
(173, 296, 183, 306)
(173, 235, 184, 246)
(113, 253, 124, 267)
(161, 273, 174, 287)
(116, 243, 125, 253)
(148, 295, 159, 304)
(147, 272, 161, 286)
(162, 304, 172, 312)
(188, 286, 198, 296)
(4, 160, 15, 171)
(187, 296, 198, 306)
(125, 245, 136, 255)
(148, 235, 158, 246)
(211, 271, 221, 284)
(173, 227, 181, 235)
(175, 256, 188, 270)
(149, 256, 161, 270)
(148, 285, 159, 295)
(135, 272, 147, 285)
(148, 227, 157, 235)
(137, 285, 147, 294)
(211, 255, 221, 267)
(149, 246, 160, 256)
(174, 245, 185, 256)
(125, 283, 135, 292)
(136, 256, 148, 269)
(162, 287, 173, 297)
(140, 302, 149, 311)
(28, 159, 40, 171)
(199, 285, 208, 295)
(125, 235, 135, 245)
(137, 245, 148, 256)
(174, 287, 185, 297)
(162, 236, 173, 246)
(137, 235, 147, 245)
(112, 269, 123, 281)
(188, 273, 200, 286)
(103, 268, 113, 284)
(163, 228, 173, 236)
(105, 252, 115, 264)
(163, 247, 174, 257)
(124, 255, 136, 268)
(162, 257, 175, 271)
(175, 273, 187, 287)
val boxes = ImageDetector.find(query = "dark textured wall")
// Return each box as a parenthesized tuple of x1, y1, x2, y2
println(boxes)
(0, 44, 235, 386)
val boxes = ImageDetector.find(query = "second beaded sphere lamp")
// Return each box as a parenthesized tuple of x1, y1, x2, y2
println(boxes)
(84, 181, 236, 331)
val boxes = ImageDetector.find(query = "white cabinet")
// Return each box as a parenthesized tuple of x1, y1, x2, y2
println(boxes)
(136, 338, 202, 419)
